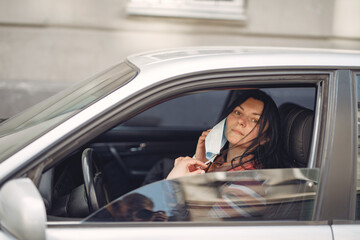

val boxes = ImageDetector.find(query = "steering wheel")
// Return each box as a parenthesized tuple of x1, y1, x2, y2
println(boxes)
(81, 148, 108, 212)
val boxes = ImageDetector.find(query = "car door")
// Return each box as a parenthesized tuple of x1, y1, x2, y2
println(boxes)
(44, 70, 335, 239)
(48, 169, 334, 240)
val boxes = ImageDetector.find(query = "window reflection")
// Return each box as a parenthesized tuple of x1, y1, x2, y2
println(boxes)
(84, 168, 318, 223)
(89, 193, 168, 222)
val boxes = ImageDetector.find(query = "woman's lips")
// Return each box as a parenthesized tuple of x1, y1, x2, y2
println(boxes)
(231, 129, 243, 136)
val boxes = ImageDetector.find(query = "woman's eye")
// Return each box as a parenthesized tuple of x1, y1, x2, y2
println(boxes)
(252, 119, 258, 123)
(234, 110, 240, 115)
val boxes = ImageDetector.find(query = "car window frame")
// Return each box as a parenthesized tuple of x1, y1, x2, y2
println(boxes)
(38, 70, 331, 221)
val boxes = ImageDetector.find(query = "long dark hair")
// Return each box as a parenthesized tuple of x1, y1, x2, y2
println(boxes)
(218, 89, 281, 169)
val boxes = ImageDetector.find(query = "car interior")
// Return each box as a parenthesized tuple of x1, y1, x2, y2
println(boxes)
(39, 86, 317, 221)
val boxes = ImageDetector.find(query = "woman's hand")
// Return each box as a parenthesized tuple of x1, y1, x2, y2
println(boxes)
(152, 210, 168, 222)
(166, 156, 208, 180)
(194, 129, 211, 162)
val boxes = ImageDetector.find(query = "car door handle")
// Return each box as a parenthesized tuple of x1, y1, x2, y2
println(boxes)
(130, 143, 147, 152)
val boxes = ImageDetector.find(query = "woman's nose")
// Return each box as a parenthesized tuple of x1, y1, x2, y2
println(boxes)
(237, 115, 246, 127)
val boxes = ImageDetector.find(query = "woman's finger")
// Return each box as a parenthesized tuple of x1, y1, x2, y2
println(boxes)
(201, 129, 211, 137)
(185, 158, 208, 168)
(174, 156, 185, 166)
(188, 169, 205, 175)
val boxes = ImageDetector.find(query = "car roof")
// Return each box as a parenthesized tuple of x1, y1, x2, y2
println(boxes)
(126, 46, 360, 76)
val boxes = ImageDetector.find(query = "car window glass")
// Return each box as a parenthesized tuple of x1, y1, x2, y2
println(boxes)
(356, 74, 360, 219)
(0, 62, 136, 135)
(84, 168, 319, 223)
(47, 84, 318, 222)
(122, 91, 229, 128)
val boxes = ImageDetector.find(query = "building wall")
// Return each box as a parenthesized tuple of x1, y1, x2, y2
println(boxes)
(0, 0, 359, 118)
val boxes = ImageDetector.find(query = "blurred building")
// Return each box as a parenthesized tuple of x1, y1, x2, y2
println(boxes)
(0, 0, 359, 118)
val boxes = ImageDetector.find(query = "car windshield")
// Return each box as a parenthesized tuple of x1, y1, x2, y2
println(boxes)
(0, 62, 137, 162)
(84, 168, 319, 222)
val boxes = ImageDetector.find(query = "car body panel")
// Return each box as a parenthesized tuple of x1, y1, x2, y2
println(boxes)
(332, 224, 360, 240)
(128, 47, 360, 71)
(46, 224, 333, 240)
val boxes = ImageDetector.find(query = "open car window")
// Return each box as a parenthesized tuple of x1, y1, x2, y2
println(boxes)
(84, 168, 319, 222)
(46, 79, 320, 222)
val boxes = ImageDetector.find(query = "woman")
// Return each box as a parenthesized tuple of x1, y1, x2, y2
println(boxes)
(167, 89, 281, 179)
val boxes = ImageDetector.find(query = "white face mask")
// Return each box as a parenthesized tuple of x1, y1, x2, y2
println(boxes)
(204, 118, 228, 164)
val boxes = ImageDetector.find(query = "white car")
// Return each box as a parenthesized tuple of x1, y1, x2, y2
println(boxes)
(0, 47, 359, 240)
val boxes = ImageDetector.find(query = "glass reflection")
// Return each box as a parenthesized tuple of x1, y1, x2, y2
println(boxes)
(84, 168, 318, 223)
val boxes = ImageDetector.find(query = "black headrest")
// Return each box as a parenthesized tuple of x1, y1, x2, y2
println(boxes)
(279, 103, 314, 167)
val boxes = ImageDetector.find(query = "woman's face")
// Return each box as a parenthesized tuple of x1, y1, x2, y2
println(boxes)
(225, 97, 264, 149)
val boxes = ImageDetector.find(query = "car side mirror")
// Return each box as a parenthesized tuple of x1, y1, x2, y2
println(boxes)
(0, 178, 46, 240)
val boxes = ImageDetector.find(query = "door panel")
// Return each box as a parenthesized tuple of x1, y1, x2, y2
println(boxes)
(46, 225, 333, 240)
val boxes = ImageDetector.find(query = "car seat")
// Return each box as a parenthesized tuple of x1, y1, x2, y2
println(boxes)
(278, 103, 314, 168)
